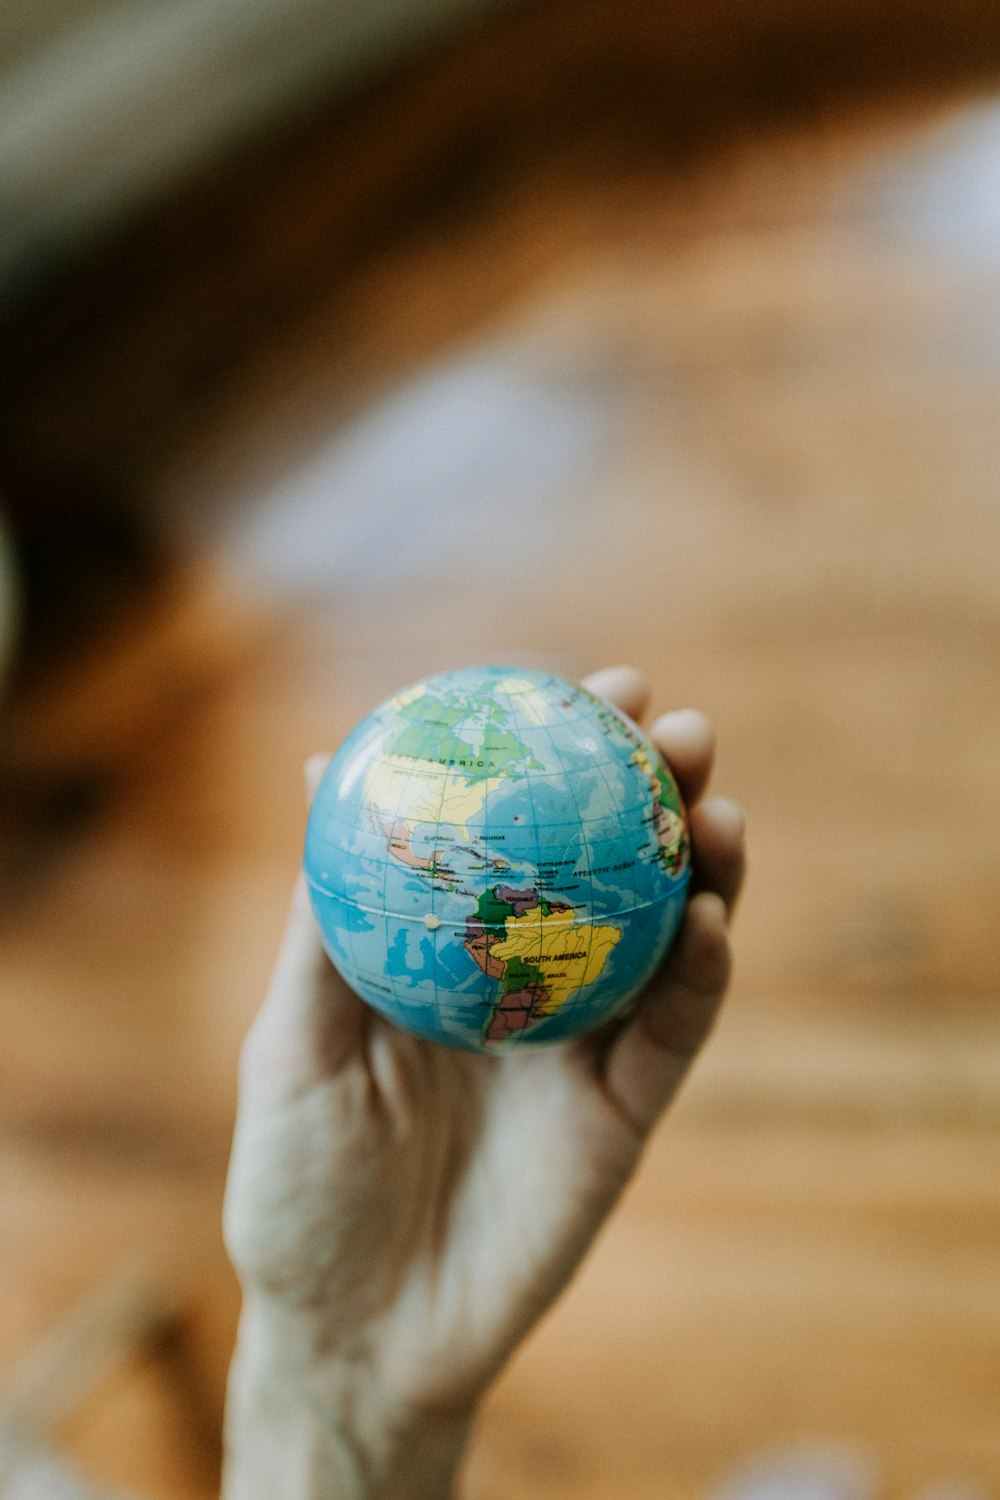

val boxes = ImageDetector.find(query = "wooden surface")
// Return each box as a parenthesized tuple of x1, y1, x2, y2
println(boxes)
(2, 5, 1000, 1497)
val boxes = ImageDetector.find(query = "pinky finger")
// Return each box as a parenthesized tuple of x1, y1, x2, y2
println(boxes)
(602, 893, 731, 1137)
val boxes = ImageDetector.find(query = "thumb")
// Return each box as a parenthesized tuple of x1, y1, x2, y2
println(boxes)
(304, 752, 331, 802)
(238, 754, 362, 1103)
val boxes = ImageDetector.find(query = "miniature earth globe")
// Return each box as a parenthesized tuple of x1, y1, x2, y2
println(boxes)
(303, 666, 691, 1053)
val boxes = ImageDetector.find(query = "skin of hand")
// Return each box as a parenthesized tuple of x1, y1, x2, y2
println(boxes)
(0, 1422, 130, 1500)
(222, 666, 746, 1500)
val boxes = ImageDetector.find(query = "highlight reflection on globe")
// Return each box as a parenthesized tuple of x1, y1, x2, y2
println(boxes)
(304, 666, 691, 1053)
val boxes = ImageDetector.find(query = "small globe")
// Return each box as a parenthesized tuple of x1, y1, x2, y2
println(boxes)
(304, 666, 691, 1053)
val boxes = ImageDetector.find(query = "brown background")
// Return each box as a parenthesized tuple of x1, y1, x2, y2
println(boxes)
(2, 2, 1000, 1496)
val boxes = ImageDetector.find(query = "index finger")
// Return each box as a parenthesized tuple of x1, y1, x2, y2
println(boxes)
(649, 709, 716, 807)
(581, 665, 651, 724)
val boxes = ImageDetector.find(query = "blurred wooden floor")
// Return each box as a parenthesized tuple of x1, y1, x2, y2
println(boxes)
(2, 4, 1000, 1498)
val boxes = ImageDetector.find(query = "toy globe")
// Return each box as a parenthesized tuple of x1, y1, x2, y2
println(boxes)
(303, 666, 691, 1053)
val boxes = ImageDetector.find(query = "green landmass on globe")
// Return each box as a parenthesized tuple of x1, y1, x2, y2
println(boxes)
(304, 666, 691, 1053)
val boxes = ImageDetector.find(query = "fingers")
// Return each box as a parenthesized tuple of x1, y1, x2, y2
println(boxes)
(688, 796, 747, 914)
(648, 709, 716, 807)
(646, 709, 744, 910)
(582, 672, 716, 812)
(598, 781, 746, 1137)
(581, 665, 651, 724)
(602, 892, 732, 1136)
(305, 752, 331, 799)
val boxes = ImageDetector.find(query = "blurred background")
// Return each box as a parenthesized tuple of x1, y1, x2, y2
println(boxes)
(1, 1, 1000, 1497)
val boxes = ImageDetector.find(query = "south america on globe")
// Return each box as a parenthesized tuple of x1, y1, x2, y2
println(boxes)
(303, 666, 691, 1053)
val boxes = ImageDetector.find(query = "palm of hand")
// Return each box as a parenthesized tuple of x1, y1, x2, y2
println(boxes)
(224, 668, 744, 1421)
(227, 987, 641, 1412)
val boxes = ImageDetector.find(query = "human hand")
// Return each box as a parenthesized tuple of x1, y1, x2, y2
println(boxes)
(222, 666, 746, 1500)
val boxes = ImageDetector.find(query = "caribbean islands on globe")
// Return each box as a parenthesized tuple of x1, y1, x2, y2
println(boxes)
(303, 666, 691, 1053)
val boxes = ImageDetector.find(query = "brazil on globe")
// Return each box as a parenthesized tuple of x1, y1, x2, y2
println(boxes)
(303, 666, 691, 1053)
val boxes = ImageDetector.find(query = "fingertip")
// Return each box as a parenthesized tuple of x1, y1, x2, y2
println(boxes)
(698, 796, 746, 839)
(688, 798, 747, 914)
(638, 893, 731, 1054)
(649, 710, 716, 803)
(650, 708, 716, 760)
(304, 752, 332, 802)
(677, 892, 732, 985)
(582, 664, 652, 723)
(686, 887, 729, 936)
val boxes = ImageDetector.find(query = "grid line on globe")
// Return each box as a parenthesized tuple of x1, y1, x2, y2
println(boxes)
(304, 666, 692, 1053)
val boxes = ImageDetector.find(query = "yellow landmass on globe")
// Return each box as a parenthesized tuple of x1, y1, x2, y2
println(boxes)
(363, 754, 502, 839)
(490, 904, 621, 1017)
(631, 745, 655, 777)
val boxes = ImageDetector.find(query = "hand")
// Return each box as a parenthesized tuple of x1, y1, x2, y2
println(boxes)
(222, 666, 746, 1500)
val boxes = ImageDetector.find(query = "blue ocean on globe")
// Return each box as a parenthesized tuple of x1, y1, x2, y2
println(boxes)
(303, 666, 691, 1053)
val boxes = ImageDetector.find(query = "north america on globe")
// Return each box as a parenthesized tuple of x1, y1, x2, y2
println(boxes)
(304, 666, 691, 1053)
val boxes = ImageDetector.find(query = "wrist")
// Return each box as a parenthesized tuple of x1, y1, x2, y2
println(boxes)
(222, 1297, 473, 1500)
